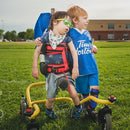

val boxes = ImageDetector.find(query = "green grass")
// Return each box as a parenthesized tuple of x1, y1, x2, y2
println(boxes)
(0, 41, 130, 130)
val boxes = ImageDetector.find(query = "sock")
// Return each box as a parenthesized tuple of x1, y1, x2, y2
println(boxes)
(75, 104, 80, 108)
(82, 94, 91, 110)
(46, 108, 52, 111)
(90, 88, 99, 109)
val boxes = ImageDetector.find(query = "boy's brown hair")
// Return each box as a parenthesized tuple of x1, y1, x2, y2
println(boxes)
(67, 5, 88, 24)
(49, 11, 70, 30)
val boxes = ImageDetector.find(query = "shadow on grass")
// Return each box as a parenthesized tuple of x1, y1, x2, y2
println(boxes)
(0, 110, 101, 130)
(0, 101, 101, 130)
(0, 114, 28, 130)
(38, 115, 101, 130)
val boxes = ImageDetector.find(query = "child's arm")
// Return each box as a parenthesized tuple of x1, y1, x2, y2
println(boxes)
(32, 44, 42, 79)
(35, 37, 42, 47)
(68, 41, 79, 79)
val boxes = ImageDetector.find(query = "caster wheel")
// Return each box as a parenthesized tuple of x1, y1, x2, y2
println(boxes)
(98, 107, 112, 130)
(101, 113, 112, 130)
(27, 119, 39, 130)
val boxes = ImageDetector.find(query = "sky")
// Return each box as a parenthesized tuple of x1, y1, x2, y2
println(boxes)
(0, 0, 130, 33)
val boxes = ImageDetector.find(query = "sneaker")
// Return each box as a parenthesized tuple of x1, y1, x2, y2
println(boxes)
(46, 108, 57, 119)
(71, 106, 82, 119)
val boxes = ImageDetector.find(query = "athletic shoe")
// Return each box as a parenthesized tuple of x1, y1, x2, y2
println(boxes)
(46, 108, 57, 119)
(71, 105, 82, 119)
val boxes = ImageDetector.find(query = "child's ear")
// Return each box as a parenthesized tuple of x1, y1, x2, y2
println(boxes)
(53, 20, 58, 25)
(73, 17, 79, 24)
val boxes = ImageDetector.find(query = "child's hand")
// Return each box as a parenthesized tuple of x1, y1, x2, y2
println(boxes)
(91, 45, 98, 54)
(72, 67, 79, 79)
(32, 67, 39, 79)
(35, 37, 42, 47)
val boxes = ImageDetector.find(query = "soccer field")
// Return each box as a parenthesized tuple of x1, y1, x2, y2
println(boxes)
(0, 41, 130, 129)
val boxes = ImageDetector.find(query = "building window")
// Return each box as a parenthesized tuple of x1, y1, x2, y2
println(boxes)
(108, 34, 114, 40)
(123, 34, 128, 40)
(98, 35, 101, 40)
(100, 25, 103, 28)
(126, 24, 130, 29)
(119, 25, 121, 28)
(108, 24, 114, 29)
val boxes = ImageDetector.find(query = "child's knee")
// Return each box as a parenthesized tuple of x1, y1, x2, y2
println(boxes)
(90, 88, 99, 97)
(56, 77, 69, 90)
(90, 86, 99, 90)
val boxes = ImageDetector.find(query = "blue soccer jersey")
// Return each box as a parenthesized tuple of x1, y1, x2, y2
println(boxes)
(69, 28, 99, 75)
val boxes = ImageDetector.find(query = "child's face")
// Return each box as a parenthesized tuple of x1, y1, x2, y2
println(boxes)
(76, 15, 89, 30)
(54, 17, 72, 35)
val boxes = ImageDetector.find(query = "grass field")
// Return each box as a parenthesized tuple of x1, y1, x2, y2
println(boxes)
(0, 41, 130, 130)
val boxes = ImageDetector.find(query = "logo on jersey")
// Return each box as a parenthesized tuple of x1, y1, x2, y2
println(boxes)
(76, 40, 91, 55)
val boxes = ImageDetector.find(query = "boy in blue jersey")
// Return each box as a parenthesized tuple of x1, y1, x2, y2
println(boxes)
(67, 5, 99, 120)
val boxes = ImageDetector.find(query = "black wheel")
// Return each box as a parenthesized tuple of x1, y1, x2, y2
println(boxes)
(99, 113, 112, 130)
(27, 119, 39, 130)
(102, 113, 112, 130)
(98, 106, 112, 130)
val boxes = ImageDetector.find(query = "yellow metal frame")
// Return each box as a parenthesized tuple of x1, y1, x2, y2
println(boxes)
(26, 82, 113, 120)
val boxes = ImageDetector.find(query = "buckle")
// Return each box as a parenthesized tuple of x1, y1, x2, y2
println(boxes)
(51, 68, 57, 73)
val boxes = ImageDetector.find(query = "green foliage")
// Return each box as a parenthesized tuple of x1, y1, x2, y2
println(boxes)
(4, 30, 17, 41)
(0, 41, 130, 129)
(2, 28, 34, 41)
(18, 31, 26, 40)
(25, 29, 34, 40)
(0, 29, 4, 35)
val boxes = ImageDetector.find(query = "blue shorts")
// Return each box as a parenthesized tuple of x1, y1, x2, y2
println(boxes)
(75, 73, 99, 94)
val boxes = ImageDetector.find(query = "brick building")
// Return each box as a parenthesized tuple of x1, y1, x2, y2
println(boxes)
(87, 20, 130, 41)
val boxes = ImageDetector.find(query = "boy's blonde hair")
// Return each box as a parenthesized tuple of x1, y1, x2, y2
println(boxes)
(67, 5, 88, 24)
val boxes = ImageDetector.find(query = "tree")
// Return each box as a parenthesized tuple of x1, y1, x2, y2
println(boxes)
(10, 30, 17, 41)
(4, 30, 17, 41)
(18, 31, 26, 39)
(26, 29, 34, 40)
(0, 29, 4, 41)
(4, 31, 11, 40)
(3, 28, 34, 41)
(0, 29, 4, 35)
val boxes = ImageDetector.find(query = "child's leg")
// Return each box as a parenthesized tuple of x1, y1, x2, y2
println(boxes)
(88, 73, 99, 112)
(68, 84, 82, 119)
(89, 86, 99, 110)
(75, 76, 90, 110)
(56, 73, 82, 119)
(46, 98, 55, 109)
(82, 93, 90, 109)
(84, 86, 99, 112)
(68, 84, 80, 105)
(84, 86, 99, 121)
(57, 75, 80, 105)
(46, 98, 57, 119)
